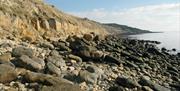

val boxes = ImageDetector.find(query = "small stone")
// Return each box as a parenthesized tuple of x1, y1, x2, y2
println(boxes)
(79, 82, 89, 91)
(67, 66, 75, 71)
(68, 54, 82, 63)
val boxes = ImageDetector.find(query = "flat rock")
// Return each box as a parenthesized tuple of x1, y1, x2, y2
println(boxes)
(24, 71, 82, 91)
(12, 47, 34, 57)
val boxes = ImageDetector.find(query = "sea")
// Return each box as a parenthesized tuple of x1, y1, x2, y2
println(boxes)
(128, 31, 180, 53)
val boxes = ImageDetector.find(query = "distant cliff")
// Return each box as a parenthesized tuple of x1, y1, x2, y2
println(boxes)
(104, 23, 152, 34)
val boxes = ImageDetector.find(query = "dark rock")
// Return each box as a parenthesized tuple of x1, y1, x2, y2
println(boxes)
(167, 66, 179, 73)
(139, 76, 170, 91)
(161, 47, 167, 52)
(127, 55, 143, 63)
(143, 53, 152, 59)
(177, 53, 180, 57)
(168, 70, 179, 76)
(125, 61, 139, 68)
(169, 83, 180, 90)
(147, 47, 161, 55)
(83, 33, 94, 41)
(172, 48, 176, 52)
(129, 39, 138, 46)
(12, 47, 34, 57)
(104, 55, 121, 65)
(116, 77, 140, 88)
(0, 64, 18, 83)
(109, 86, 124, 91)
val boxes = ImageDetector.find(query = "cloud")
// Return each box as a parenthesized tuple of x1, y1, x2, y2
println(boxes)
(69, 3, 180, 32)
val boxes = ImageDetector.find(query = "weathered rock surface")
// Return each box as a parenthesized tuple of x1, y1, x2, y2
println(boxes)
(12, 47, 34, 57)
(0, 64, 17, 83)
(15, 55, 44, 71)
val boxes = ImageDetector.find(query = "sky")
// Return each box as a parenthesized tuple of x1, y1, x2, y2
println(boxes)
(45, 0, 180, 32)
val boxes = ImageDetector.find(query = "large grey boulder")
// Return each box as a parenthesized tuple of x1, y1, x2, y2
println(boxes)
(12, 47, 34, 57)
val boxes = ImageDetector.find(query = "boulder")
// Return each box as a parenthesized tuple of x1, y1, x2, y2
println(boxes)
(78, 70, 98, 84)
(83, 34, 94, 41)
(0, 64, 18, 83)
(40, 42, 54, 49)
(109, 86, 124, 91)
(46, 55, 67, 71)
(139, 76, 170, 91)
(104, 55, 121, 65)
(12, 47, 34, 57)
(53, 41, 71, 51)
(78, 65, 103, 84)
(15, 55, 44, 71)
(24, 71, 82, 91)
(116, 77, 140, 88)
(47, 62, 61, 76)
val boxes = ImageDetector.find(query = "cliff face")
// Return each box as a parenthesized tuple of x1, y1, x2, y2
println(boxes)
(0, 0, 108, 42)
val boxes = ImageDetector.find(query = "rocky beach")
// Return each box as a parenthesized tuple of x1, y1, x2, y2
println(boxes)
(0, 0, 179, 91)
(0, 33, 179, 91)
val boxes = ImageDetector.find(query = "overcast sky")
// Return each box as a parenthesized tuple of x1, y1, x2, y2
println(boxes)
(45, 0, 180, 32)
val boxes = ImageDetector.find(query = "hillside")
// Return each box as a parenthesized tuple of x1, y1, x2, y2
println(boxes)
(104, 23, 152, 34)
(0, 0, 108, 42)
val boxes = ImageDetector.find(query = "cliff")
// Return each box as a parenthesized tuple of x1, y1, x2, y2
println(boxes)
(0, 0, 108, 42)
